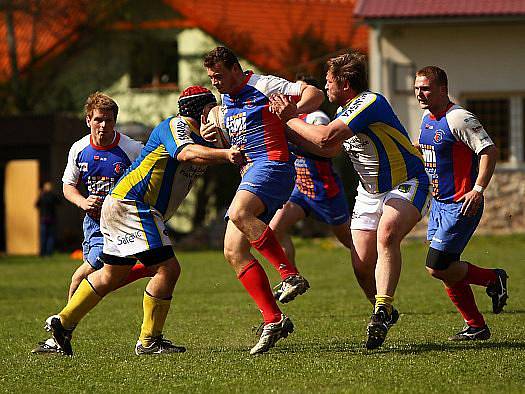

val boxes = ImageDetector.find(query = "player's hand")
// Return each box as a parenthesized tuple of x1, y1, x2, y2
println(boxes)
(227, 145, 245, 166)
(269, 94, 297, 122)
(458, 190, 483, 216)
(200, 115, 220, 143)
(81, 195, 103, 213)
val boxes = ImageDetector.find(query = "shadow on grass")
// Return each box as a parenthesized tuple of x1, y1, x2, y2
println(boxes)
(266, 339, 525, 356)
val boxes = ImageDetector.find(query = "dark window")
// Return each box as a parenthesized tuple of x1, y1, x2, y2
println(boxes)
(130, 39, 179, 89)
(466, 99, 510, 161)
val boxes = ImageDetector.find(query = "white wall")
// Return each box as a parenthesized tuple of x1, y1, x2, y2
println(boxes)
(368, 21, 525, 139)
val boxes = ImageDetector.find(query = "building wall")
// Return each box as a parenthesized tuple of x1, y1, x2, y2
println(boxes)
(367, 19, 525, 234)
(369, 21, 525, 140)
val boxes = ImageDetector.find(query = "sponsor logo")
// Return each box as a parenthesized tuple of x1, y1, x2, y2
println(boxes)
(225, 112, 247, 145)
(79, 162, 88, 172)
(398, 184, 411, 193)
(472, 125, 483, 133)
(117, 230, 143, 245)
(245, 96, 257, 109)
(433, 130, 443, 143)
(425, 124, 433, 130)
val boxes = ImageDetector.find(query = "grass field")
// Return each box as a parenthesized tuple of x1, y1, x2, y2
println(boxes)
(1, 234, 524, 393)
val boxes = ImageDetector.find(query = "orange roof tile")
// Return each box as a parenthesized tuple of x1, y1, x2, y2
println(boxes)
(164, 0, 368, 77)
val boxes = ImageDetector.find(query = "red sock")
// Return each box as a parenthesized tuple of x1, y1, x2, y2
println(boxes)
(445, 281, 485, 327)
(464, 262, 497, 287)
(118, 263, 152, 288)
(250, 226, 298, 280)
(237, 259, 282, 324)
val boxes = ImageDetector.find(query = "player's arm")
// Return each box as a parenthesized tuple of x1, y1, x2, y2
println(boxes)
(270, 94, 351, 157)
(63, 183, 102, 212)
(295, 83, 324, 115)
(474, 144, 498, 190)
(176, 144, 244, 166)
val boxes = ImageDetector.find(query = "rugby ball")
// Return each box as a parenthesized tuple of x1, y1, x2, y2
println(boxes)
(206, 105, 230, 148)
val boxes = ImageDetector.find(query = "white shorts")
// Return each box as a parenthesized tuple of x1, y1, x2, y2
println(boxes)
(351, 177, 431, 231)
(100, 195, 172, 258)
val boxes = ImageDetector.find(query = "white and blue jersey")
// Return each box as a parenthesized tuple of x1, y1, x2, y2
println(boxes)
(62, 132, 143, 268)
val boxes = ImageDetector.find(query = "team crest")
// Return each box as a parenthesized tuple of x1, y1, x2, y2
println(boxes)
(114, 162, 124, 175)
(245, 96, 257, 109)
(433, 130, 443, 143)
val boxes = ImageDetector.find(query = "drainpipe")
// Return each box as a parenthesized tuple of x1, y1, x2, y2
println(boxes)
(371, 22, 383, 92)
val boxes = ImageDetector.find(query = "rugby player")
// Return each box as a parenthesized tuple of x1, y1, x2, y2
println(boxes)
(203, 47, 324, 354)
(270, 51, 431, 350)
(33, 92, 151, 354)
(415, 66, 508, 341)
(41, 86, 243, 356)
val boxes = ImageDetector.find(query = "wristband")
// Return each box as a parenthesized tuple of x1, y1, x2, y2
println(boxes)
(473, 184, 485, 193)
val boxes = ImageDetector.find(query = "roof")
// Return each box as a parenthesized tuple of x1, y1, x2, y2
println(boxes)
(0, 2, 87, 81)
(355, 0, 525, 19)
(164, 0, 368, 76)
(0, 0, 367, 84)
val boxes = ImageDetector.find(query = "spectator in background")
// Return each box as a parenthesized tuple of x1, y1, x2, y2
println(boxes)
(36, 181, 61, 256)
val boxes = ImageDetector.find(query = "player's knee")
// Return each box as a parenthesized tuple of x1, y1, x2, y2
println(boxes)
(377, 229, 400, 249)
(425, 247, 460, 275)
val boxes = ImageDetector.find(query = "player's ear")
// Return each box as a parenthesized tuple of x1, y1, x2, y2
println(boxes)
(85, 116, 91, 128)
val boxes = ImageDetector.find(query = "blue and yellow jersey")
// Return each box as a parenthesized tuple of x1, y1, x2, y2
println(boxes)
(337, 91, 425, 194)
(111, 115, 210, 219)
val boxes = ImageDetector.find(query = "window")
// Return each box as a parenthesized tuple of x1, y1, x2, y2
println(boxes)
(465, 99, 510, 162)
(130, 39, 179, 89)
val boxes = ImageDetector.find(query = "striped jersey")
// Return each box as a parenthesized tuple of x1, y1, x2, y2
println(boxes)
(111, 116, 211, 219)
(418, 104, 494, 202)
(337, 91, 425, 194)
(62, 132, 143, 219)
(292, 111, 342, 200)
(221, 71, 302, 165)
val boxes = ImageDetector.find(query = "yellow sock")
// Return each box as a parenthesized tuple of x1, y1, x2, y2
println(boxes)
(374, 295, 394, 314)
(59, 279, 102, 329)
(139, 292, 172, 347)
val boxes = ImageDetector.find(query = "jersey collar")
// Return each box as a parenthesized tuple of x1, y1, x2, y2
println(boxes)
(429, 102, 454, 120)
(90, 131, 120, 150)
(230, 71, 254, 96)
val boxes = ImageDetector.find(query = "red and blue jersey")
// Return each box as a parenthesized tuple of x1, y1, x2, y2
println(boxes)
(221, 71, 303, 167)
(62, 132, 143, 219)
(418, 104, 494, 203)
(291, 111, 342, 201)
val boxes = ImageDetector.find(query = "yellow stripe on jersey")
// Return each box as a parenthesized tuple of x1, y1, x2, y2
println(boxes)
(369, 123, 408, 187)
(181, 116, 200, 134)
(340, 94, 377, 125)
(143, 152, 169, 207)
(377, 123, 424, 162)
(112, 145, 168, 200)
(134, 201, 150, 249)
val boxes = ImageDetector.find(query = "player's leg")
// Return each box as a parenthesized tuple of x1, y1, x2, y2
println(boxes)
(223, 220, 293, 355)
(133, 247, 185, 355)
(350, 229, 377, 305)
(228, 189, 308, 302)
(269, 201, 306, 266)
(69, 262, 97, 300)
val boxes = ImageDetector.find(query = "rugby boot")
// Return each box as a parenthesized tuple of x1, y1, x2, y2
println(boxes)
(31, 338, 60, 354)
(277, 275, 310, 303)
(486, 269, 508, 314)
(135, 336, 186, 355)
(365, 306, 392, 350)
(45, 315, 73, 356)
(250, 315, 294, 355)
(448, 325, 491, 341)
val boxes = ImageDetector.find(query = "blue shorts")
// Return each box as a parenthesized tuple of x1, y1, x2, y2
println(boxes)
(229, 160, 295, 224)
(289, 184, 350, 226)
(82, 215, 104, 270)
(427, 199, 483, 255)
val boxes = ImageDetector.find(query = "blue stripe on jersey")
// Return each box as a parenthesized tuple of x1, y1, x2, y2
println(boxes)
(154, 158, 178, 215)
(136, 201, 161, 249)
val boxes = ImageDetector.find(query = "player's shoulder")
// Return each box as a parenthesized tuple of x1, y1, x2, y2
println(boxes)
(340, 91, 378, 116)
(68, 134, 91, 154)
(446, 104, 481, 129)
(117, 132, 143, 156)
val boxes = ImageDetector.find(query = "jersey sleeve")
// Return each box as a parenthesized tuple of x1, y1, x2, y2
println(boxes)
(447, 108, 495, 154)
(160, 117, 195, 158)
(119, 133, 144, 162)
(256, 75, 303, 97)
(62, 141, 82, 186)
(336, 92, 377, 133)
